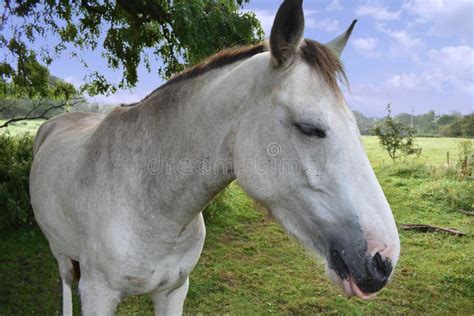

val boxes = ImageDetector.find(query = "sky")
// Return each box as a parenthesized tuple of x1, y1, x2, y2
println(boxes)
(40, 0, 474, 117)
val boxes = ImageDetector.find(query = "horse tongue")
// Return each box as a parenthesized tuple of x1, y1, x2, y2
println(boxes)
(349, 277, 377, 300)
(341, 279, 355, 297)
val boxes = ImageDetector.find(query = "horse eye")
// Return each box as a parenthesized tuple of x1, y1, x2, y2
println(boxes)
(294, 123, 327, 138)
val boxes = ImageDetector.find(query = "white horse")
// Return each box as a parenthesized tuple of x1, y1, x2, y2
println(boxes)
(30, 0, 400, 315)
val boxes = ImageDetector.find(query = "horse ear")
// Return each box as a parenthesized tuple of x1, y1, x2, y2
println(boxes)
(270, 0, 305, 66)
(326, 20, 357, 57)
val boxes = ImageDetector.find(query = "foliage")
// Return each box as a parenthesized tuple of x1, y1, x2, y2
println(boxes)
(457, 140, 473, 177)
(414, 177, 473, 211)
(0, 97, 73, 120)
(353, 110, 378, 135)
(71, 102, 101, 114)
(0, 72, 78, 128)
(395, 111, 438, 136)
(372, 104, 422, 161)
(386, 163, 435, 179)
(441, 114, 474, 138)
(1, 96, 107, 127)
(1, 0, 263, 96)
(0, 132, 35, 231)
(354, 110, 472, 138)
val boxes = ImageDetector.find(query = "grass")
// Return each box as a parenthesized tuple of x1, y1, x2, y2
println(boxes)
(363, 136, 471, 166)
(0, 124, 473, 314)
(0, 119, 46, 136)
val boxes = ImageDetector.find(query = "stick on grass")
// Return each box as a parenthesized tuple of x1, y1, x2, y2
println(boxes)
(401, 224, 466, 237)
(458, 209, 474, 216)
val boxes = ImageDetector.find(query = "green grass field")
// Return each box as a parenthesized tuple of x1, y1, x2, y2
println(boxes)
(0, 123, 473, 315)
(363, 136, 469, 166)
(0, 119, 46, 136)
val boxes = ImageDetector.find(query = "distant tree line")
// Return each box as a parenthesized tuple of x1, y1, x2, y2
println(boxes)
(0, 98, 110, 121)
(354, 111, 473, 138)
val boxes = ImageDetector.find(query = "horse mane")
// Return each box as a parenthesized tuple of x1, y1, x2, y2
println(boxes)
(126, 39, 346, 106)
(299, 39, 348, 96)
(162, 43, 268, 89)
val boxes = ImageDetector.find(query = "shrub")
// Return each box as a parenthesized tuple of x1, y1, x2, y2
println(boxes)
(387, 163, 435, 179)
(457, 140, 473, 177)
(440, 114, 474, 138)
(372, 104, 422, 161)
(0, 132, 35, 231)
(415, 179, 474, 212)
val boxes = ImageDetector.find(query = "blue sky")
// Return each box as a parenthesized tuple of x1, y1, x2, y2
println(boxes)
(46, 0, 473, 117)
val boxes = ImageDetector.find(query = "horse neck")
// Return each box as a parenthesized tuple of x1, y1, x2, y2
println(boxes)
(133, 53, 269, 223)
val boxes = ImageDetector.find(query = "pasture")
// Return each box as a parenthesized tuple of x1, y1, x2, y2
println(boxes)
(0, 122, 472, 315)
(0, 120, 46, 136)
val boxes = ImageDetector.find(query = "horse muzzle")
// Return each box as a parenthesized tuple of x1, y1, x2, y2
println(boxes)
(327, 248, 394, 300)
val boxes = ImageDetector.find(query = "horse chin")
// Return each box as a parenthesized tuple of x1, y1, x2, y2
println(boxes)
(325, 265, 377, 300)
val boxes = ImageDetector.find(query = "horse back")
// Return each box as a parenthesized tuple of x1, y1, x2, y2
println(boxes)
(33, 112, 104, 156)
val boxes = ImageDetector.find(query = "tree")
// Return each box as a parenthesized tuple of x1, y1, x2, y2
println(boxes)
(0, 73, 82, 128)
(352, 110, 378, 135)
(441, 114, 474, 138)
(372, 104, 421, 161)
(438, 112, 462, 127)
(415, 110, 438, 135)
(457, 140, 473, 176)
(1, 1, 263, 97)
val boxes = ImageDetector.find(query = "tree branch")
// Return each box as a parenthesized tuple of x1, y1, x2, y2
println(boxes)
(0, 97, 83, 128)
(400, 224, 466, 237)
(459, 209, 474, 216)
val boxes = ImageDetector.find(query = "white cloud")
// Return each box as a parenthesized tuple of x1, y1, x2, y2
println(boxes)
(346, 2, 473, 115)
(304, 9, 319, 16)
(355, 3, 401, 21)
(352, 37, 380, 58)
(86, 89, 151, 106)
(425, 45, 474, 95)
(250, 9, 340, 36)
(348, 45, 474, 115)
(64, 76, 82, 89)
(307, 18, 341, 34)
(385, 46, 474, 95)
(377, 25, 424, 59)
(427, 46, 474, 83)
(386, 73, 422, 89)
(327, 0, 343, 12)
(387, 29, 424, 51)
(403, 0, 474, 42)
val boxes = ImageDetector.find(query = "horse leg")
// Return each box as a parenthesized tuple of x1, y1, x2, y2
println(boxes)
(151, 278, 189, 316)
(51, 250, 77, 316)
(78, 273, 121, 316)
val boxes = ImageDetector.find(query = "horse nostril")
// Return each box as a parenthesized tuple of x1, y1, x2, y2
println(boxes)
(372, 252, 392, 279)
(356, 252, 394, 294)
